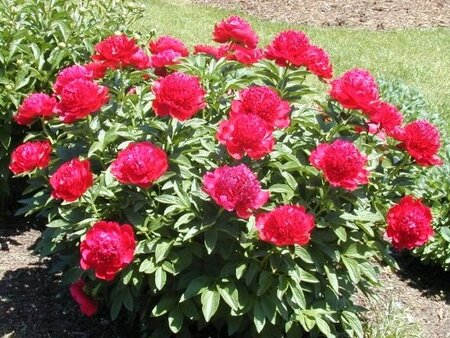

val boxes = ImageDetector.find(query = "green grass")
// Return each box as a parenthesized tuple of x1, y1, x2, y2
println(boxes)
(139, 0, 450, 126)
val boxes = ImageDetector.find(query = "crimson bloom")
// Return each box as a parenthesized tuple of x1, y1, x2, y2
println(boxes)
(366, 101, 404, 138)
(50, 158, 93, 202)
(149, 36, 189, 56)
(53, 65, 93, 95)
(217, 114, 274, 160)
(111, 141, 168, 189)
(213, 16, 258, 48)
(152, 72, 206, 121)
(84, 62, 109, 79)
(221, 44, 263, 65)
(309, 140, 369, 191)
(92, 34, 140, 69)
(302, 45, 333, 79)
(330, 68, 379, 111)
(150, 49, 184, 69)
(386, 196, 434, 250)
(9, 140, 52, 174)
(396, 119, 442, 166)
(265, 30, 310, 67)
(70, 280, 98, 317)
(80, 221, 136, 281)
(256, 205, 315, 246)
(230, 86, 291, 129)
(57, 79, 109, 124)
(202, 164, 269, 218)
(14, 93, 57, 126)
(194, 44, 223, 59)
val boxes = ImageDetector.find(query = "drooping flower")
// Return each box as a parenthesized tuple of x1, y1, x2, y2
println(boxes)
(80, 221, 136, 281)
(230, 86, 291, 129)
(111, 141, 168, 189)
(49, 158, 93, 202)
(70, 280, 98, 317)
(217, 114, 274, 160)
(149, 36, 189, 56)
(152, 72, 206, 121)
(53, 65, 94, 95)
(57, 79, 109, 124)
(366, 101, 404, 138)
(213, 16, 258, 49)
(386, 196, 434, 250)
(194, 44, 223, 59)
(264, 30, 310, 67)
(256, 205, 315, 246)
(396, 119, 442, 166)
(14, 93, 57, 126)
(330, 68, 379, 111)
(9, 140, 52, 175)
(92, 34, 140, 69)
(221, 44, 263, 65)
(302, 45, 333, 79)
(309, 140, 369, 190)
(202, 164, 269, 218)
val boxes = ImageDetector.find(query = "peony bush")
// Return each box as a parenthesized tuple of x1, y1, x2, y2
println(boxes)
(12, 17, 443, 337)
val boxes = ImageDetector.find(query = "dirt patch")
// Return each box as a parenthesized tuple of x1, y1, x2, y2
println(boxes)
(191, 0, 450, 29)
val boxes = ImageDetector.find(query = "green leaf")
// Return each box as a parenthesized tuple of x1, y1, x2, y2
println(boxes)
(201, 289, 220, 322)
(253, 299, 266, 333)
(257, 271, 273, 296)
(342, 257, 361, 284)
(341, 310, 363, 338)
(324, 265, 339, 294)
(180, 276, 211, 301)
(217, 283, 240, 311)
(440, 227, 450, 242)
(204, 230, 217, 254)
(289, 281, 306, 309)
(168, 308, 183, 334)
(155, 241, 173, 263)
(316, 317, 332, 338)
(155, 267, 167, 290)
(152, 295, 177, 317)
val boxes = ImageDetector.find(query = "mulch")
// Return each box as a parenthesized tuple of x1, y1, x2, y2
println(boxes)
(191, 0, 450, 29)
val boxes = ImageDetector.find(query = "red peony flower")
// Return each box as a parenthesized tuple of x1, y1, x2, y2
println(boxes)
(302, 45, 333, 79)
(309, 140, 369, 190)
(70, 280, 98, 317)
(14, 93, 57, 126)
(230, 86, 291, 129)
(152, 72, 206, 121)
(396, 119, 442, 166)
(256, 205, 315, 246)
(84, 62, 109, 79)
(57, 79, 109, 124)
(129, 49, 152, 70)
(221, 44, 263, 65)
(366, 101, 404, 138)
(213, 16, 258, 49)
(202, 164, 269, 218)
(149, 36, 189, 56)
(217, 114, 274, 160)
(194, 44, 223, 59)
(50, 158, 93, 202)
(150, 49, 184, 69)
(386, 196, 434, 250)
(80, 221, 136, 281)
(53, 65, 93, 95)
(111, 141, 168, 189)
(92, 34, 140, 69)
(330, 68, 379, 111)
(264, 30, 310, 67)
(9, 140, 52, 175)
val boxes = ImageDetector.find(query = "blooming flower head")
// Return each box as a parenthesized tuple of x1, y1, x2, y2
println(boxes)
(217, 114, 274, 160)
(302, 45, 333, 79)
(92, 34, 140, 69)
(50, 158, 93, 202)
(330, 68, 379, 111)
(128, 49, 152, 70)
(149, 36, 189, 56)
(57, 79, 109, 124)
(194, 44, 223, 59)
(256, 205, 315, 246)
(53, 65, 94, 95)
(152, 72, 206, 121)
(80, 221, 136, 281)
(396, 119, 442, 166)
(309, 140, 369, 191)
(202, 164, 269, 218)
(111, 141, 168, 189)
(70, 280, 98, 317)
(9, 140, 52, 175)
(221, 43, 263, 65)
(150, 49, 184, 69)
(366, 101, 404, 138)
(265, 30, 310, 67)
(230, 86, 291, 129)
(83, 62, 109, 79)
(14, 93, 57, 126)
(213, 16, 258, 48)
(386, 196, 434, 250)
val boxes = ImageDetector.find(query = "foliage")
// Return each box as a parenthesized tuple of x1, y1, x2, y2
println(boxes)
(14, 29, 440, 337)
(0, 0, 144, 213)
(378, 77, 450, 270)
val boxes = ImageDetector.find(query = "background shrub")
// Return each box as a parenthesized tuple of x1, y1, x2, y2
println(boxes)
(0, 0, 144, 215)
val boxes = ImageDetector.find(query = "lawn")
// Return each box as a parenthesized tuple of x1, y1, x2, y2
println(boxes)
(140, 0, 450, 129)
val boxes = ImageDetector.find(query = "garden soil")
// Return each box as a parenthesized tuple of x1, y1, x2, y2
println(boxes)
(192, 0, 450, 29)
